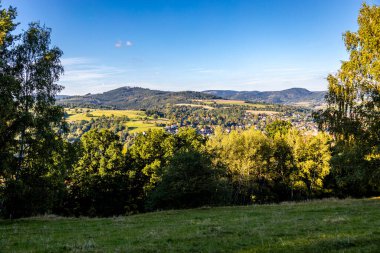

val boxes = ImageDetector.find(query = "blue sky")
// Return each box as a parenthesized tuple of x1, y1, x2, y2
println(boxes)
(3, 0, 377, 95)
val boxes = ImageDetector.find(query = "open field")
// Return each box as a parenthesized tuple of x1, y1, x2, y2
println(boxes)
(1, 198, 379, 253)
(125, 120, 167, 134)
(64, 108, 169, 133)
(65, 108, 146, 122)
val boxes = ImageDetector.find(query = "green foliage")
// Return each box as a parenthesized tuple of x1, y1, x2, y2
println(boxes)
(0, 4, 67, 217)
(74, 129, 124, 176)
(289, 130, 331, 197)
(174, 127, 205, 151)
(207, 127, 332, 203)
(66, 129, 134, 216)
(207, 128, 274, 204)
(127, 129, 176, 194)
(125, 128, 206, 207)
(0, 2, 19, 181)
(265, 120, 292, 137)
(147, 150, 230, 210)
(270, 132, 296, 200)
(317, 3, 380, 196)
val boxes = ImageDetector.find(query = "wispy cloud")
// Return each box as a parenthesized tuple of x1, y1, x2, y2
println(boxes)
(61, 57, 91, 66)
(115, 40, 122, 48)
(115, 40, 134, 48)
(262, 67, 304, 73)
(187, 67, 224, 74)
(59, 57, 131, 95)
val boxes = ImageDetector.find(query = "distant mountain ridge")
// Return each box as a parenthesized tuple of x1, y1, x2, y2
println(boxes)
(57, 86, 326, 109)
(57, 86, 220, 109)
(203, 88, 326, 105)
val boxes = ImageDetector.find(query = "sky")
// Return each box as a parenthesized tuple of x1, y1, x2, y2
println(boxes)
(3, 0, 378, 95)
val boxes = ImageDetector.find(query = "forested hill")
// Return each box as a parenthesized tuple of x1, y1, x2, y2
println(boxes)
(203, 88, 326, 105)
(57, 86, 326, 109)
(57, 86, 220, 109)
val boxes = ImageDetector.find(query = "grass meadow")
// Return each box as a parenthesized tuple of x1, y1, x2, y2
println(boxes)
(64, 108, 168, 133)
(1, 198, 379, 253)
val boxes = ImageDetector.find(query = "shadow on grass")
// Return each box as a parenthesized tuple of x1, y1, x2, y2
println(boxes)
(238, 236, 380, 253)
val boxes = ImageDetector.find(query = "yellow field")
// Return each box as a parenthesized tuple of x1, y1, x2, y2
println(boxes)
(65, 108, 146, 122)
(65, 108, 168, 133)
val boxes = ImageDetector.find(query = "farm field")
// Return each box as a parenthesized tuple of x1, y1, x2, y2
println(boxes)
(64, 108, 168, 133)
(125, 120, 167, 133)
(64, 108, 147, 122)
(1, 198, 379, 253)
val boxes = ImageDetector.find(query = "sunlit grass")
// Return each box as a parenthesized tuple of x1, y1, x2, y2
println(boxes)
(125, 120, 165, 133)
(64, 108, 170, 133)
(1, 198, 379, 252)
(64, 108, 146, 122)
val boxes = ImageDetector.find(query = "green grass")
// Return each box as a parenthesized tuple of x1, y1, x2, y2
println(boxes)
(125, 120, 166, 133)
(65, 108, 146, 122)
(1, 198, 379, 252)
(64, 108, 169, 133)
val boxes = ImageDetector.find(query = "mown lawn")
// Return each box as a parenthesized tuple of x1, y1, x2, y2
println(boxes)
(1, 198, 379, 253)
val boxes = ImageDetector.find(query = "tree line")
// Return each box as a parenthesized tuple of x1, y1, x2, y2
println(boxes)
(2, 123, 333, 217)
(1, 2, 379, 218)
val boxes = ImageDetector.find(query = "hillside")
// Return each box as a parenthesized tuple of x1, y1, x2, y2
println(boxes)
(57, 87, 326, 109)
(203, 88, 326, 105)
(57, 86, 220, 110)
(1, 198, 379, 252)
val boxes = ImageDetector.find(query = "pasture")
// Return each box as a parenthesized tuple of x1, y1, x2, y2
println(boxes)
(64, 108, 168, 133)
(1, 198, 379, 252)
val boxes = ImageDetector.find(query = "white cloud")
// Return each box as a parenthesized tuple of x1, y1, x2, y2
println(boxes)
(61, 57, 91, 66)
(114, 40, 133, 48)
(115, 40, 122, 48)
(126, 40, 133, 47)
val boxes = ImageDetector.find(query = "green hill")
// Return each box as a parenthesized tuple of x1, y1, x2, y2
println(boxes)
(57, 87, 326, 110)
(203, 88, 326, 105)
(1, 198, 379, 252)
(57, 86, 220, 110)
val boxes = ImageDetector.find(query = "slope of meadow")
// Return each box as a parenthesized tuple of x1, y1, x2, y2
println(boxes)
(1, 198, 379, 253)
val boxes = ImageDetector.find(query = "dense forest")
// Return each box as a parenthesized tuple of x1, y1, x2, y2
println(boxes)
(0, 2, 379, 218)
